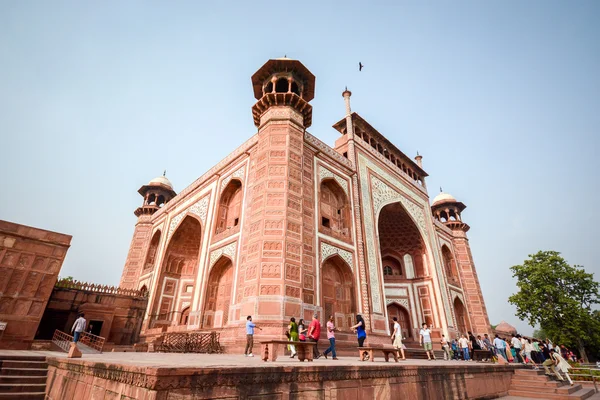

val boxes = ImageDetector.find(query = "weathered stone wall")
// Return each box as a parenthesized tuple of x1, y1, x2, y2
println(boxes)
(0, 220, 71, 349)
(45, 357, 515, 400)
(36, 285, 148, 345)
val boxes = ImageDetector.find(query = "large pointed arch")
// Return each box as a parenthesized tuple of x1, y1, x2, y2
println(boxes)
(215, 179, 243, 235)
(149, 215, 202, 328)
(319, 178, 351, 242)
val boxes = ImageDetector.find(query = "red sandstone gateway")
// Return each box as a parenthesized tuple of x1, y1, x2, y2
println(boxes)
(116, 57, 491, 354)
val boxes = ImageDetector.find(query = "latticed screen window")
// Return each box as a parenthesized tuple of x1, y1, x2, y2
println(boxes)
(325, 303, 333, 320)
(384, 266, 393, 275)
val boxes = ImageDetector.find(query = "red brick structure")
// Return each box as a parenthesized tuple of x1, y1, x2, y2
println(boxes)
(35, 281, 148, 346)
(0, 220, 72, 349)
(120, 58, 491, 348)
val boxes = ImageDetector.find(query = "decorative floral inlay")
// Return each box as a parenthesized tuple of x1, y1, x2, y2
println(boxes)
(321, 242, 353, 272)
(209, 242, 237, 269)
(318, 166, 349, 197)
(168, 196, 210, 239)
(220, 165, 246, 193)
(386, 298, 409, 309)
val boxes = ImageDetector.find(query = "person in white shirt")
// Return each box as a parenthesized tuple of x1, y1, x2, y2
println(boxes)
(511, 334, 524, 363)
(71, 313, 86, 343)
(523, 338, 538, 369)
(493, 334, 507, 360)
(458, 334, 471, 361)
(419, 323, 436, 361)
(390, 317, 406, 360)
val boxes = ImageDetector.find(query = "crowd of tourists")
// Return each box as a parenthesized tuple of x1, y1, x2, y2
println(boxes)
(242, 315, 577, 385)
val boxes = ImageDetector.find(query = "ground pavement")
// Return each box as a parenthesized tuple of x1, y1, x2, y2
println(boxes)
(0, 349, 513, 369)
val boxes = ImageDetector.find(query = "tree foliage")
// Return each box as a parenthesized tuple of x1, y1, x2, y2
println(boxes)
(508, 251, 599, 361)
(532, 327, 548, 340)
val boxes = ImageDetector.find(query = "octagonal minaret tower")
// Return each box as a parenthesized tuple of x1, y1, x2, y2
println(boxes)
(120, 174, 176, 289)
(236, 58, 316, 327)
(431, 191, 491, 336)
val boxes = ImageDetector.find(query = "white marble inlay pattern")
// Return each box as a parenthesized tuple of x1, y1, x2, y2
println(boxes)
(318, 166, 349, 197)
(386, 298, 409, 309)
(220, 166, 246, 193)
(209, 242, 237, 269)
(321, 242, 353, 272)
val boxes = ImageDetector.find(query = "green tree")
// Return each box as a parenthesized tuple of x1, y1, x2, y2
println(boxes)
(532, 327, 548, 340)
(508, 251, 599, 362)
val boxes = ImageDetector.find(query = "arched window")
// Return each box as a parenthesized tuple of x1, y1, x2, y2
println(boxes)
(264, 81, 273, 94)
(275, 77, 289, 93)
(319, 179, 350, 241)
(143, 231, 161, 272)
(179, 307, 190, 325)
(383, 266, 393, 276)
(290, 81, 300, 95)
(442, 245, 459, 280)
(216, 180, 243, 234)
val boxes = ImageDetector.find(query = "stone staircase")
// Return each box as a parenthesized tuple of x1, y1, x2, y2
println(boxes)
(508, 368, 595, 399)
(0, 354, 47, 400)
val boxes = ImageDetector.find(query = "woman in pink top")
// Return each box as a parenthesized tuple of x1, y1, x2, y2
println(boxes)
(322, 315, 338, 360)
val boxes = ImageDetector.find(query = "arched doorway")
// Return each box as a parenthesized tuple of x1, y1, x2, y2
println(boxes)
(203, 257, 234, 328)
(179, 307, 190, 325)
(387, 303, 412, 340)
(454, 297, 469, 335)
(321, 255, 355, 329)
(151, 216, 201, 327)
(378, 203, 427, 278)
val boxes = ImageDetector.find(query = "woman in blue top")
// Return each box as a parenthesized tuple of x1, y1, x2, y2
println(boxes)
(350, 314, 368, 359)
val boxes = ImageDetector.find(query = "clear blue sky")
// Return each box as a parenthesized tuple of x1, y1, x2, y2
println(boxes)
(1, 1, 598, 335)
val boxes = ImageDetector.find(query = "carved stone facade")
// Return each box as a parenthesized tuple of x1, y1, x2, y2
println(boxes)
(0, 220, 72, 349)
(121, 58, 491, 349)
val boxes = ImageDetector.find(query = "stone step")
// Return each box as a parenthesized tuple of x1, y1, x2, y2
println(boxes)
(0, 375, 47, 385)
(0, 368, 47, 377)
(0, 356, 46, 362)
(514, 368, 547, 375)
(511, 383, 583, 394)
(508, 388, 595, 400)
(0, 360, 47, 369)
(511, 377, 566, 388)
(0, 392, 45, 400)
(0, 383, 46, 393)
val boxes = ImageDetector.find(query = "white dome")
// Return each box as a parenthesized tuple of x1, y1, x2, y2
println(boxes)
(432, 192, 457, 206)
(149, 175, 174, 190)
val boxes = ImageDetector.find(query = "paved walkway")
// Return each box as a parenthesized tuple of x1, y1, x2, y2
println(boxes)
(0, 350, 516, 369)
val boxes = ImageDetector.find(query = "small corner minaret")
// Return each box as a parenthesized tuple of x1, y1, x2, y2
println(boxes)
(431, 190, 469, 232)
(415, 152, 423, 168)
(134, 173, 177, 217)
(120, 173, 176, 289)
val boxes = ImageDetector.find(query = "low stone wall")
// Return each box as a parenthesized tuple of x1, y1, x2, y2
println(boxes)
(45, 357, 515, 400)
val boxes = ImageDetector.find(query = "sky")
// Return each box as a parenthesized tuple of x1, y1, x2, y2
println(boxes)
(1, 1, 599, 336)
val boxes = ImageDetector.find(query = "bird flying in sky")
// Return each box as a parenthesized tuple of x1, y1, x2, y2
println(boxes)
(359, 62, 364, 71)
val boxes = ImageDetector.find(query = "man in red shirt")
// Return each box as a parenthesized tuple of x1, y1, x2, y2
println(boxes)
(308, 313, 321, 359)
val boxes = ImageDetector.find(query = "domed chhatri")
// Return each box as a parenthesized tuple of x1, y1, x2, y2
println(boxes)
(495, 320, 518, 336)
(432, 192, 457, 206)
(148, 175, 174, 191)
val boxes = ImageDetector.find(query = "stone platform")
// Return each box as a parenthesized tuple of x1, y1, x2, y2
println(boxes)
(2, 350, 521, 399)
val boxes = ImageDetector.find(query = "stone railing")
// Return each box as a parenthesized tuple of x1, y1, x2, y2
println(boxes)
(55, 279, 148, 298)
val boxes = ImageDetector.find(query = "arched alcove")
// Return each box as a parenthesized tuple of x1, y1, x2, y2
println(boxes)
(387, 303, 412, 339)
(319, 179, 350, 241)
(453, 297, 469, 335)
(203, 257, 234, 328)
(442, 245, 459, 282)
(216, 180, 243, 234)
(321, 255, 356, 329)
(143, 230, 161, 272)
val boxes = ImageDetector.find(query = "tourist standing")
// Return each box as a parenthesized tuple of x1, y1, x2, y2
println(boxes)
(459, 334, 470, 361)
(288, 317, 299, 358)
(391, 317, 406, 360)
(71, 313, 86, 343)
(493, 334, 507, 361)
(440, 334, 451, 361)
(419, 323, 436, 360)
(322, 315, 338, 360)
(451, 338, 459, 360)
(483, 334, 495, 360)
(308, 313, 321, 359)
(298, 319, 307, 342)
(245, 315, 262, 357)
(351, 315, 368, 360)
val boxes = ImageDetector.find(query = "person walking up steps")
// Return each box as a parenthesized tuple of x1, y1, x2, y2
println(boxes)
(391, 317, 406, 360)
(322, 315, 338, 360)
(245, 315, 262, 357)
(419, 323, 436, 360)
(71, 313, 86, 343)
